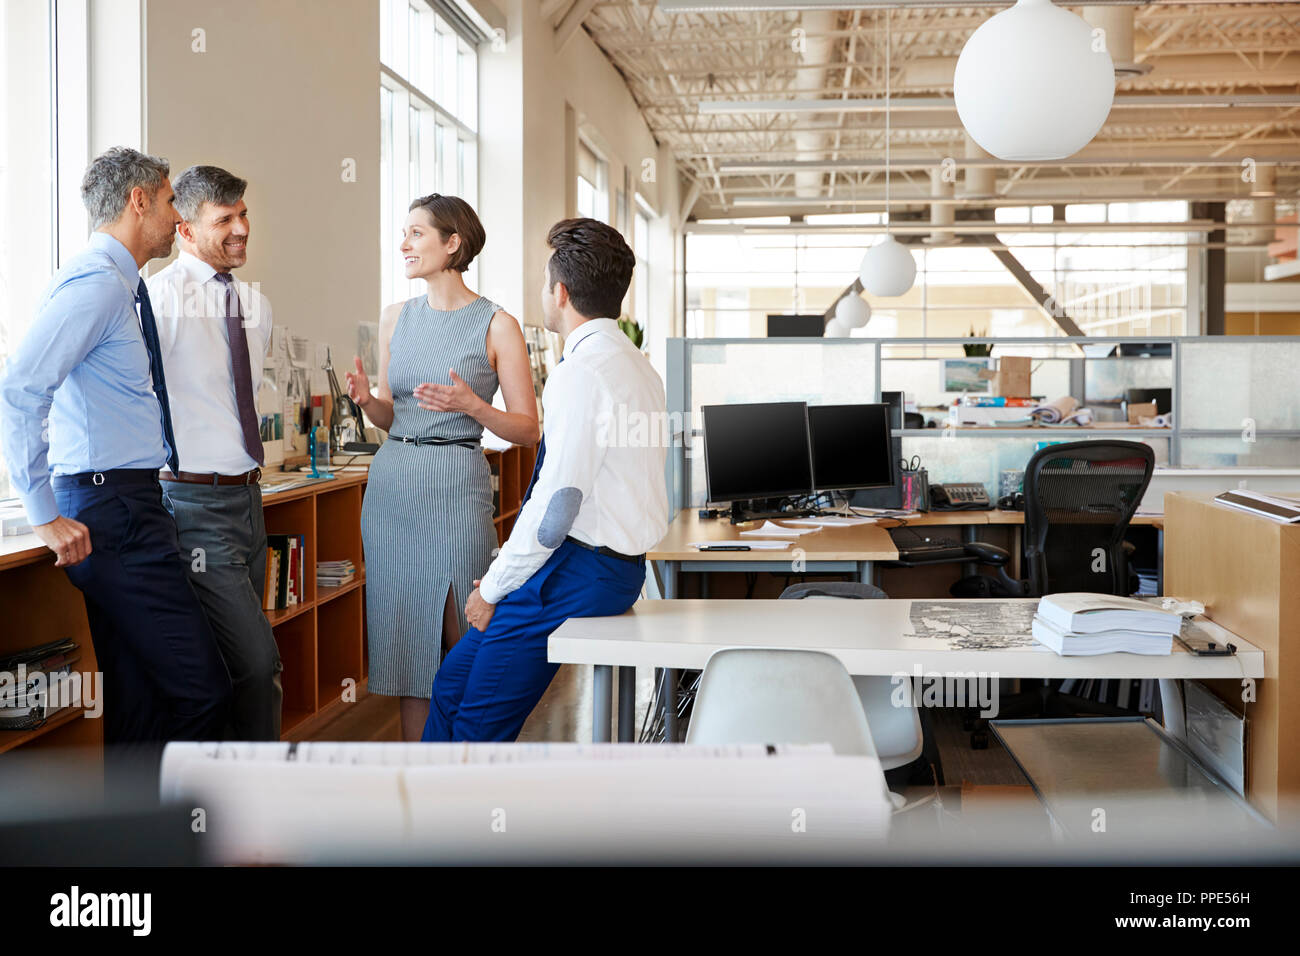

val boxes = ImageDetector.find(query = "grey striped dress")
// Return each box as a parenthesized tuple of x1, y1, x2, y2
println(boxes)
(361, 294, 501, 698)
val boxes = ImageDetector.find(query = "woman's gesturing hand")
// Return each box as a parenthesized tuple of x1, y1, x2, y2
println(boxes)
(414, 369, 482, 415)
(345, 356, 372, 407)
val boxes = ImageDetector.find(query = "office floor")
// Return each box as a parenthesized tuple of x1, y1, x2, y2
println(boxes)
(304, 665, 1033, 788)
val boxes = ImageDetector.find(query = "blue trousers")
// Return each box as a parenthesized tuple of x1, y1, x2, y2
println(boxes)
(54, 475, 231, 747)
(423, 539, 644, 742)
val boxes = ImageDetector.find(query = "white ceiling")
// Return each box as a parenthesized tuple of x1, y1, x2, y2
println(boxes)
(547, 1, 1300, 226)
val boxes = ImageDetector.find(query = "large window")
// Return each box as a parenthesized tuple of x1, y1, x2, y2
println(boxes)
(576, 138, 609, 224)
(379, 0, 480, 308)
(685, 205, 1192, 339)
(1, 0, 57, 501)
(633, 200, 651, 328)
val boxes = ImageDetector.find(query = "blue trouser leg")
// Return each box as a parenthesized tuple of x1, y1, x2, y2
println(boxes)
(56, 480, 232, 748)
(162, 481, 283, 740)
(423, 540, 645, 743)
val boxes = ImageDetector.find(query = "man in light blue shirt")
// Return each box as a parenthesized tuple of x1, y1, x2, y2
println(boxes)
(1, 147, 230, 753)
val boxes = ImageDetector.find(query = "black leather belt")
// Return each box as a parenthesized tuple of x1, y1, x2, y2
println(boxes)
(387, 435, 480, 449)
(52, 468, 160, 488)
(564, 535, 644, 565)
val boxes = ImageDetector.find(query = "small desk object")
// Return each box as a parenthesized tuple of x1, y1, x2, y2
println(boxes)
(549, 598, 1262, 744)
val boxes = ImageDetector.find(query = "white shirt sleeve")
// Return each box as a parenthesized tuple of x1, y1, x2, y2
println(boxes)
(477, 362, 608, 605)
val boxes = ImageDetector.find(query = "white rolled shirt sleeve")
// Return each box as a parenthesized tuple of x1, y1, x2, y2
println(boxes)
(476, 363, 607, 605)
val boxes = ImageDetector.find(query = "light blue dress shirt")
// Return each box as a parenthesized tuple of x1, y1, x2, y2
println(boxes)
(1, 232, 170, 526)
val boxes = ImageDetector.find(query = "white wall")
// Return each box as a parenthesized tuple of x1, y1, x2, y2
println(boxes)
(478, 0, 682, 376)
(143, 0, 380, 366)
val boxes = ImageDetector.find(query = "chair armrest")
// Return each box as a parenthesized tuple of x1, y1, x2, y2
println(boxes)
(963, 542, 1011, 567)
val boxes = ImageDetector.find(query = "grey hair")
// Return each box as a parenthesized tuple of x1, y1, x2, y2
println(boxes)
(80, 147, 170, 229)
(172, 165, 248, 222)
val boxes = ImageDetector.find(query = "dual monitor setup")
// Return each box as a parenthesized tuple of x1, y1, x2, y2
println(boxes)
(701, 394, 903, 523)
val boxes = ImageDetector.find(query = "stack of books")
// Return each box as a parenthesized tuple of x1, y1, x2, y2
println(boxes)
(1032, 593, 1181, 656)
(317, 559, 356, 589)
(264, 533, 306, 611)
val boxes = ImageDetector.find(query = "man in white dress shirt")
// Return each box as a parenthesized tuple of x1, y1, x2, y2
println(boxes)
(146, 165, 282, 740)
(423, 218, 670, 741)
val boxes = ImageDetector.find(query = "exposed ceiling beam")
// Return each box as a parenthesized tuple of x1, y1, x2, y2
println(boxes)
(697, 93, 1300, 114)
(555, 0, 600, 51)
(719, 154, 1300, 174)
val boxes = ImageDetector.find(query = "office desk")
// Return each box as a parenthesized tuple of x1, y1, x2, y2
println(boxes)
(551, 598, 1262, 743)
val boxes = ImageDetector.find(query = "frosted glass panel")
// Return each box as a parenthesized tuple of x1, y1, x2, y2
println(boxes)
(1178, 437, 1300, 469)
(901, 435, 1169, 494)
(690, 342, 877, 417)
(1179, 342, 1300, 430)
(1084, 358, 1173, 404)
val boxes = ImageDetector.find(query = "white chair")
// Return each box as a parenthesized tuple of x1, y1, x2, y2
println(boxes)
(686, 647, 878, 757)
(776, 584, 925, 774)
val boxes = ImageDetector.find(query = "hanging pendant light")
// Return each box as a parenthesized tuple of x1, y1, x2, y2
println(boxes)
(859, 10, 916, 298)
(954, 0, 1115, 161)
(834, 292, 871, 330)
(823, 317, 849, 338)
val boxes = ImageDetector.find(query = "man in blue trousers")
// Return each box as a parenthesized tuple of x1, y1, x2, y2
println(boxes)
(424, 218, 670, 741)
(1, 147, 231, 753)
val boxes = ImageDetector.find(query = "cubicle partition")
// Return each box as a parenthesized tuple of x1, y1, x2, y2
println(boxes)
(665, 336, 1300, 511)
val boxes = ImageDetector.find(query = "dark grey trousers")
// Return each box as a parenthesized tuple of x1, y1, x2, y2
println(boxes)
(161, 480, 282, 741)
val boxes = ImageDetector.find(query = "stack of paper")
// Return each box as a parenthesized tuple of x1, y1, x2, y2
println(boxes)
(738, 521, 821, 538)
(1032, 593, 1181, 656)
(318, 559, 356, 588)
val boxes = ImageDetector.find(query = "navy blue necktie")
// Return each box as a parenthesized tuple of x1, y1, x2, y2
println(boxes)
(521, 353, 564, 505)
(136, 279, 179, 475)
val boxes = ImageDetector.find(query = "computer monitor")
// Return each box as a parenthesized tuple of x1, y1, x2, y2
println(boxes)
(850, 392, 904, 509)
(808, 403, 895, 493)
(701, 402, 813, 503)
(766, 314, 825, 338)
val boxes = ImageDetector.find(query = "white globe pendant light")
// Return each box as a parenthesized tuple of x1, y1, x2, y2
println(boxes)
(834, 293, 871, 329)
(954, 0, 1115, 161)
(859, 235, 916, 298)
(823, 317, 849, 338)
(859, 11, 916, 298)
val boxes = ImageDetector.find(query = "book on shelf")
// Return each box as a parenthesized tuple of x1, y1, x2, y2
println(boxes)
(264, 534, 306, 611)
(317, 559, 356, 588)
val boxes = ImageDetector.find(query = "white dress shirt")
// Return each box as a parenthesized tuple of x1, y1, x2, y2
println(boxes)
(146, 250, 273, 474)
(477, 318, 670, 605)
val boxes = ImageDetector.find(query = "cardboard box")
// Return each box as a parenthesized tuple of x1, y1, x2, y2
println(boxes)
(978, 356, 1033, 397)
(1127, 401, 1157, 424)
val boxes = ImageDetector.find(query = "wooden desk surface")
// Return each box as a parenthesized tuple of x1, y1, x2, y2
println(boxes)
(649, 508, 1164, 563)
(550, 598, 1263, 680)
(650, 509, 899, 561)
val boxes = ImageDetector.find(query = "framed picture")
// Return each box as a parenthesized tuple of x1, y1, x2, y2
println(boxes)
(941, 358, 993, 393)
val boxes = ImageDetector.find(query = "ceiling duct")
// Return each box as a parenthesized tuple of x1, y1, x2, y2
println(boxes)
(959, 134, 996, 199)
(926, 167, 956, 245)
(1083, 5, 1152, 78)
(791, 10, 837, 197)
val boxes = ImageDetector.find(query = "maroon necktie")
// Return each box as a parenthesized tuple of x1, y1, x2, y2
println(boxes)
(214, 272, 265, 466)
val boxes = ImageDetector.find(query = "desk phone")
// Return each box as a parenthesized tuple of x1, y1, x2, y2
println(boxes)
(931, 483, 993, 511)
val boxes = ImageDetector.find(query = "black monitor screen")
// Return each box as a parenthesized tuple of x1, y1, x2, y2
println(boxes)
(766, 314, 824, 337)
(701, 402, 812, 502)
(808, 403, 894, 492)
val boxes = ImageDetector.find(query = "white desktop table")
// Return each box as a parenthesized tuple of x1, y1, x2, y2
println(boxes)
(548, 598, 1263, 743)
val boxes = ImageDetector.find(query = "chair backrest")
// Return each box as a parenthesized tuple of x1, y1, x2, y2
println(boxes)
(1022, 439, 1155, 596)
(686, 648, 878, 757)
(777, 583, 922, 768)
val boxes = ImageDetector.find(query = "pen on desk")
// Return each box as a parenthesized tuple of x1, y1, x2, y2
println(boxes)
(699, 544, 751, 551)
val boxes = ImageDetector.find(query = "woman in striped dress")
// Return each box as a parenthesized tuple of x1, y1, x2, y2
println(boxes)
(348, 194, 539, 740)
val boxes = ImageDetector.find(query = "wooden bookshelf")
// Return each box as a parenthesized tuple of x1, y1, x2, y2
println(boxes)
(1, 446, 536, 755)
(487, 444, 537, 545)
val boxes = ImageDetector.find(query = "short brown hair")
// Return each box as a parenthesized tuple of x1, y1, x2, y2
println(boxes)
(408, 194, 485, 272)
(545, 218, 635, 320)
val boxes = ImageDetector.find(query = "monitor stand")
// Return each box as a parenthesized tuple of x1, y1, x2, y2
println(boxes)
(727, 499, 816, 525)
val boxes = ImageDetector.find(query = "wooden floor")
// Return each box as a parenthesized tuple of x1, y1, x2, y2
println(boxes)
(302, 664, 1030, 788)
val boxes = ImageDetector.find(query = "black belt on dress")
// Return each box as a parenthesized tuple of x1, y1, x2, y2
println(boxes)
(387, 435, 480, 449)
(564, 535, 645, 565)
(52, 468, 161, 488)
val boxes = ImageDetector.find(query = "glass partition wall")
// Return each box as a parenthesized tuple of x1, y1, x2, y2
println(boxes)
(665, 337, 1300, 510)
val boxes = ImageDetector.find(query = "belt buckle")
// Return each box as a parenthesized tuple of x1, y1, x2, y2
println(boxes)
(248, 468, 261, 485)
(401, 435, 415, 444)
(92, 472, 105, 486)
